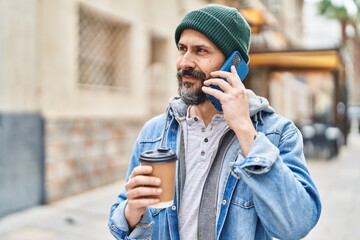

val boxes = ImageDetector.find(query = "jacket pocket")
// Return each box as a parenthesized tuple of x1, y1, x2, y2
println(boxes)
(150, 207, 166, 216)
(224, 195, 257, 238)
(230, 195, 254, 209)
(230, 180, 254, 209)
(264, 131, 281, 147)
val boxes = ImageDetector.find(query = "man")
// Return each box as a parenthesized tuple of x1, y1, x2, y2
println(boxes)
(109, 4, 321, 240)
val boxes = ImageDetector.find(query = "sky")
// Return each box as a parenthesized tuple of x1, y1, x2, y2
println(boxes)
(305, 0, 359, 16)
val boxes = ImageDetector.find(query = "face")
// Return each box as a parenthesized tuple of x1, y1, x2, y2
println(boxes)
(176, 29, 225, 106)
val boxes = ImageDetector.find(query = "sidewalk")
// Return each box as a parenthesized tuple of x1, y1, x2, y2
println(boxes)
(305, 131, 360, 240)
(0, 180, 125, 240)
(1, 132, 360, 240)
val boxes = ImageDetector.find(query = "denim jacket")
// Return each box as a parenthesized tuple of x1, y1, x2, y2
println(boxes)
(109, 92, 321, 240)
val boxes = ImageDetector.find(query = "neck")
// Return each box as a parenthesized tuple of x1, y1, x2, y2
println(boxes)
(189, 101, 221, 126)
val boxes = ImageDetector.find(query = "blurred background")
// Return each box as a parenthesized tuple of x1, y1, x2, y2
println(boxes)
(0, 0, 359, 239)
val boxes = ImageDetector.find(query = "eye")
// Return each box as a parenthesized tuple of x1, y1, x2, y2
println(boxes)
(178, 44, 187, 54)
(195, 46, 207, 54)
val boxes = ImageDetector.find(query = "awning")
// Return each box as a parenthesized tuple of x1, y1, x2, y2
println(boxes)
(240, 8, 266, 33)
(249, 49, 344, 71)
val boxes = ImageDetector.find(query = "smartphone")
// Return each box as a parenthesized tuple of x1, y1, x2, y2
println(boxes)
(206, 51, 249, 111)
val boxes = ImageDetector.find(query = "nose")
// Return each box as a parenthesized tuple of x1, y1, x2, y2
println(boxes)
(178, 51, 195, 70)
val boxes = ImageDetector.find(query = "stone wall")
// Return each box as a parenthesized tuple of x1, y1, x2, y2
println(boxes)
(45, 118, 143, 202)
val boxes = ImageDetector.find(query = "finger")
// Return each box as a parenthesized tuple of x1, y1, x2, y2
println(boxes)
(210, 70, 233, 80)
(129, 165, 153, 178)
(225, 66, 243, 87)
(127, 198, 161, 210)
(126, 185, 163, 200)
(230, 65, 246, 88)
(202, 85, 224, 100)
(126, 175, 161, 191)
(210, 66, 243, 87)
(230, 65, 238, 81)
(203, 78, 232, 92)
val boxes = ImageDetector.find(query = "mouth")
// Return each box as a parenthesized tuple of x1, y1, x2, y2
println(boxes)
(182, 74, 198, 83)
(181, 75, 204, 89)
(177, 69, 206, 83)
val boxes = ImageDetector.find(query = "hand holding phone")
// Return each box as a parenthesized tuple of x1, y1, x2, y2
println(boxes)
(206, 51, 249, 111)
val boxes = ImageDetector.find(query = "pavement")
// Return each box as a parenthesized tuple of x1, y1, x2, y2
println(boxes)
(304, 131, 360, 240)
(0, 179, 123, 240)
(1, 132, 360, 240)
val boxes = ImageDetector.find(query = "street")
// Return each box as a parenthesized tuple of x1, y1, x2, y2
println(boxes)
(305, 132, 360, 240)
(0, 132, 359, 240)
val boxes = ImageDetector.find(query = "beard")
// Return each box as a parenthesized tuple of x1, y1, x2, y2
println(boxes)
(177, 69, 208, 106)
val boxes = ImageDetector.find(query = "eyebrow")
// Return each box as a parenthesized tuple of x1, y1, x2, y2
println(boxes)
(177, 42, 211, 50)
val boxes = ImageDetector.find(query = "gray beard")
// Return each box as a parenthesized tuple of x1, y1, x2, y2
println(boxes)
(178, 82, 208, 106)
(177, 69, 208, 106)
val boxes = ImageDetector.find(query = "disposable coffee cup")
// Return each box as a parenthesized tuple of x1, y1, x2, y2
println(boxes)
(139, 148, 177, 208)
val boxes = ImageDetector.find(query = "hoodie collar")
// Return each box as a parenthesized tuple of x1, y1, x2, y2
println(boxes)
(168, 89, 274, 120)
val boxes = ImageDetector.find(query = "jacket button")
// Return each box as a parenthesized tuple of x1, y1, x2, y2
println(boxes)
(254, 157, 260, 163)
(171, 205, 176, 210)
(222, 199, 227, 205)
(111, 225, 116, 230)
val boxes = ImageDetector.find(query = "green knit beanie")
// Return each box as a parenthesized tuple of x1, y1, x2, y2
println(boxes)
(175, 4, 251, 63)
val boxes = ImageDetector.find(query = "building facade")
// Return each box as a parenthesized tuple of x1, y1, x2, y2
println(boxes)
(0, 0, 208, 216)
(0, 0, 348, 217)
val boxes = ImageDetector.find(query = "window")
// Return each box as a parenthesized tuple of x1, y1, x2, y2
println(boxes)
(78, 4, 130, 89)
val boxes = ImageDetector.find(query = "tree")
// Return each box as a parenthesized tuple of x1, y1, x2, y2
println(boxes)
(318, 0, 360, 104)
(318, 0, 359, 43)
